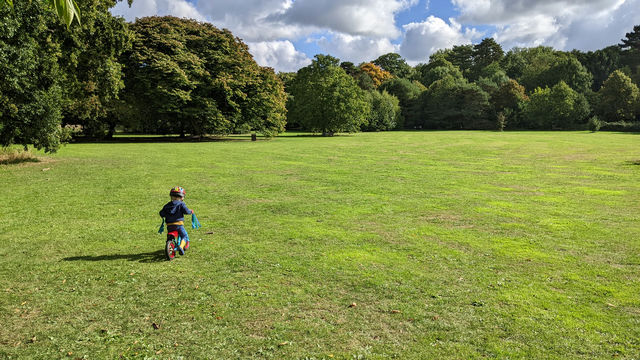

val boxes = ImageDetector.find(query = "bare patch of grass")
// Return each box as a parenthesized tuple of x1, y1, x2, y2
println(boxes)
(0, 148, 39, 165)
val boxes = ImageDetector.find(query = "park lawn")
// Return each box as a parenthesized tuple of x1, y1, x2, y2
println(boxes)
(0, 131, 639, 359)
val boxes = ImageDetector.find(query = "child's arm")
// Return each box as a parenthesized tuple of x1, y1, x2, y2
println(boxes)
(182, 202, 193, 215)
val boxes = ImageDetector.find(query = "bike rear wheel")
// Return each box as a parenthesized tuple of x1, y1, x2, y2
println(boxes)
(165, 240, 177, 260)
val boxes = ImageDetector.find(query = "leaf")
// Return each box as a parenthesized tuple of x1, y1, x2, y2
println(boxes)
(3, 0, 13, 9)
(152, 322, 160, 330)
(49, 0, 81, 28)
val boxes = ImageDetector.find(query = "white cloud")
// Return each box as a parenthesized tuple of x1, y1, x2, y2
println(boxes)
(275, 0, 419, 38)
(316, 34, 398, 64)
(452, 0, 640, 51)
(111, 0, 205, 21)
(399, 16, 479, 63)
(247, 40, 312, 72)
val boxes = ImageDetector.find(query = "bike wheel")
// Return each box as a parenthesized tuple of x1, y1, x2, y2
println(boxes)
(165, 240, 177, 260)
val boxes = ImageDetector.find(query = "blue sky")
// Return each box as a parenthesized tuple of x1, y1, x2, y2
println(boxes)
(111, 0, 640, 72)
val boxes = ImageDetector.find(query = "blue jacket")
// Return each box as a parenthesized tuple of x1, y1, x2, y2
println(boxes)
(159, 200, 192, 224)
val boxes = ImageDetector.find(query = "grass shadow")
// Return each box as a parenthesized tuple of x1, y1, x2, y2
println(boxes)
(626, 160, 640, 166)
(63, 249, 166, 263)
(71, 135, 258, 144)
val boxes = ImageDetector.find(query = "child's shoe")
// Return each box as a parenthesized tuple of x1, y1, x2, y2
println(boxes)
(178, 240, 186, 255)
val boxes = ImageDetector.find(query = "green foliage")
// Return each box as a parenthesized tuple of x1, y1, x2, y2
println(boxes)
(372, 53, 413, 79)
(59, 0, 132, 138)
(363, 90, 401, 131)
(524, 82, 590, 129)
(471, 38, 504, 80)
(491, 79, 529, 128)
(414, 55, 464, 88)
(588, 116, 602, 132)
(595, 70, 640, 122)
(573, 46, 623, 91)
(0, 0, 66, 152)
(416, 76, 492, 129)
(288, 55, 370, 135)
(517, 47, 592, 93)
(619, 25, 640, 51)
(378, 78, 424, 129)
(123, 16, 286, 137)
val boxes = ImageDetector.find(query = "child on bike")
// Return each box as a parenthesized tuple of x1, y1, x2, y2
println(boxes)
(159, 186, 194, 255)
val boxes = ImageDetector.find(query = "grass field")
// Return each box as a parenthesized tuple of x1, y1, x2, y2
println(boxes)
(1, 131, 639, 359)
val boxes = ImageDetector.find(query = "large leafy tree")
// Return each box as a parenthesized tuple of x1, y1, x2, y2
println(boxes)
(372, 53, 413, 79)
(363, 90, 401, 131)
(523, 82, 590, 129)
(378, 78, 424, 128)
(573, 47, 623, 91)
(123, 16, 286, 137)
(288, 55, 369, 136)
(415, 75, 492, 129)
(0, 1, 66, 152)
(60, 0, 132, 137)
(471, 38, 504, 80)
(595, 70, 639, 122)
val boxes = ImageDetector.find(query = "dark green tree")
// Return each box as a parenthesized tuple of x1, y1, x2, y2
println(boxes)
(523, 82, 590, 129)
(573, 47, 623, 91)
(415, 75, 492, 129)
(0, 1, 66, 152)
(414, 55, 464, 88)
(362, 90, 401, 131)
(288, 55, 369, 136)
(123, 16, 286, 137)
(378, 78, 424, 128)
(595, 70, 640, 122)
(471, 38, 504, 80)
(619, 25, 640, 51)
(373, 53, 413, 79)
(60, 0, 132, 138)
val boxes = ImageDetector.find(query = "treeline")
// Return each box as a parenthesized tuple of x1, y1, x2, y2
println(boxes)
(1, 2, 286, 153)
(283, 34, 640, 135)
(1, 1, 640, 153)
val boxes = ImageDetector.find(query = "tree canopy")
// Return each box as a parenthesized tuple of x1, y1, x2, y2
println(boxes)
(288, 55, 369, 135)
(122, 16, 286, 137)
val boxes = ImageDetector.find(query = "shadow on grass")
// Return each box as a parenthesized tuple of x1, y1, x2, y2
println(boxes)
(0, 157, 40, 165)
(626, 160, 640, 166)
(63, 249, 166, 263)
(71, 135, 257, 144)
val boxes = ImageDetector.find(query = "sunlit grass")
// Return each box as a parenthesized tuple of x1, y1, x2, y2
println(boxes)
(1, 131, 639, 359)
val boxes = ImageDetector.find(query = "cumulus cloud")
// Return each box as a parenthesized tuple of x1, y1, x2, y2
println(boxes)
(316, 34, 398, 64)
(399, 16, 479, 63)
(111, 0, 205, 21)
(452, 0, 639, 51)
(247, 40, 311, 72)
(275, 0, 418, 38)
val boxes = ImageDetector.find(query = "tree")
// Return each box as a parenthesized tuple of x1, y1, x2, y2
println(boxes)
(619, 25, 640, 51)
(523, 82, 590, 129)
(288, 55, 369, 136)
(414, 55, 464, 88)
(59, 0, 132, 138)
(2, 0, 82, 28)
(378, 78, 424, 128)
(373, 53, 413, 79)
(122, 16, 286, 137)
(573, 47, 623, 91)
(0, 0, 66, 152)
(363, 90, 401, 131)
(415, 75, 492, 129)
(596, 70, 640, 122)
(491, 79, 529, 128)
(359, 62, 392, 88)
(471, 38, 504, 80)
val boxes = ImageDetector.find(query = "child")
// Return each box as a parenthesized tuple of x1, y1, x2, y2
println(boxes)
(159, 186, 194, 255)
